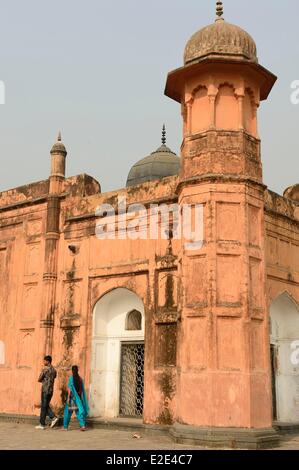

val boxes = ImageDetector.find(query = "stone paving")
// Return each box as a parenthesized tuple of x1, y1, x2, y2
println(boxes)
(0, 421, 201, 451)
(0, 421, 298, 450)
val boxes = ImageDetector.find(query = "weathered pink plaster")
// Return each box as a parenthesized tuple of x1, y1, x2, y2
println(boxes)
(0, 8, 298, 436)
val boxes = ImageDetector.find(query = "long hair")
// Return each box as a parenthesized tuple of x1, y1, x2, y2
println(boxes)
(72, 365, 81, 395)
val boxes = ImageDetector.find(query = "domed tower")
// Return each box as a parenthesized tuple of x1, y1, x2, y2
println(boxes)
(49, 132, 67, 193)
(126, 126, 180, 187)
(165, 1, 276, 181)
(165, 3, 279, 448)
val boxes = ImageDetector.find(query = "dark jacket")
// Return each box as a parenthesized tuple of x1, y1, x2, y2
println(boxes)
(38, 365, 57, 395)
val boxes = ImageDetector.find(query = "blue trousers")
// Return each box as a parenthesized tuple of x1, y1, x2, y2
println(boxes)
(63, 406, 86, 428)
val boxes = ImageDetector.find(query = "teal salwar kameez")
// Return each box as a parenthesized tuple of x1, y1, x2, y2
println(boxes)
(63, 376, 89, 429)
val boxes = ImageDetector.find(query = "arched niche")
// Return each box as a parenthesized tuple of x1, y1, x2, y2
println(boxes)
(215, 84, 238, 130)
(270, 292, 299, 423)
(90, 288, 145, 419)
(191, 86, 210, 134)
(126, 310, 142, 331)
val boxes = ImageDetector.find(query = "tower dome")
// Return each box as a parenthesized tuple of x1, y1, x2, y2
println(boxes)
(184, 2, 257, 65)
(126, 126, 180, 187)
(165, 1, 276, 103)
(50, 131, 67, 156)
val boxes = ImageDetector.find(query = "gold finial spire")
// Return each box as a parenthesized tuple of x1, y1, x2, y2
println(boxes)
(57, 131, 62, 142)
(216, 1, 224, 21)
(162, 124, 166, 145)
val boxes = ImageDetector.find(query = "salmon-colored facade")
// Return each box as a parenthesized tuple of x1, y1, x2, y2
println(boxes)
(0, 3, 298, 448)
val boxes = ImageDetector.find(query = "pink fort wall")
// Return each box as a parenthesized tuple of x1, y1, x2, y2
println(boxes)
(0, 10, 298, 438)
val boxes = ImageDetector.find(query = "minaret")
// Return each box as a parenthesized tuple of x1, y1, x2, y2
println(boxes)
(39, 133, 67, 356)
(50, 131, 67, 191)
(165, 3, 279, 448)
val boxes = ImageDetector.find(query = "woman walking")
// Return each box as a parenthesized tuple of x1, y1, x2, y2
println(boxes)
(63, 365, 89, 431)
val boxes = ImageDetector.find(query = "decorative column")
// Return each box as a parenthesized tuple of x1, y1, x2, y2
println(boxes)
(208, 85, 218, 129)
(186, 99, 193, 136)
(237, 91, 245, 130)
(40, 133, 67, 356)
(253, 103, 259, 138)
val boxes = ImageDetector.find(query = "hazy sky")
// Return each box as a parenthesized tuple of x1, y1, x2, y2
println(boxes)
(0, 0, 298, 195)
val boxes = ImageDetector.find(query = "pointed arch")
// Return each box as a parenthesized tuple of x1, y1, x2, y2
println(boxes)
(215, 83, 238, 130)
(92, 287, 145, 338)
(270, 292, 299, 423)
(90, 287, 145, 419)
(270, 292, 299, 341)
(191, 85, 210, 134)
(126, 310, 142, 331)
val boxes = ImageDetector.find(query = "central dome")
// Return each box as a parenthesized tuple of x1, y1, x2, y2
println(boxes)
(184, 17, 257, 65)
(126, 127, 180, 187)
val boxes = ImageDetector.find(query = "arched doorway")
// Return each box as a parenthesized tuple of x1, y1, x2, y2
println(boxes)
(270, 293, 299, 422)
(90, 288, 145, 418)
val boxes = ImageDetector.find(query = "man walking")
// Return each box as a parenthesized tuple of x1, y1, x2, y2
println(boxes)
(35, 355, 59, 430)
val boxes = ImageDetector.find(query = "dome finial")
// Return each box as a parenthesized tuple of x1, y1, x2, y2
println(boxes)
(215, 1, 224, 21)
(57, 131, 62, 142)
(162, 124, 166, 145)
